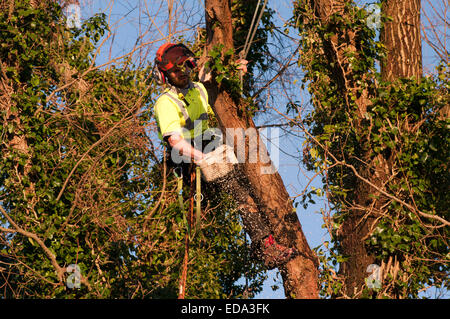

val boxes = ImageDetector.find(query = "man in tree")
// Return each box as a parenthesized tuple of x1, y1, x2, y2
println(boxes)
(152, 42, 297, 269)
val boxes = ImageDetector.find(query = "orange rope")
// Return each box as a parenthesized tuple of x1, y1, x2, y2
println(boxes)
(178, 233, 190, 299)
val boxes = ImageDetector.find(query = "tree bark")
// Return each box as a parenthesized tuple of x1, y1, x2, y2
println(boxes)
(380, 0, 422, 81)
(203, 0, 319, 299)
(346, 0, 422, 297)
(303, 0, 422, 297)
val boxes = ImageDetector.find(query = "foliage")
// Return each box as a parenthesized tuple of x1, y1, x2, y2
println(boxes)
(205, 44, 242, 100)
(0, 0, 264, 298)
(292, 0, 449, 298)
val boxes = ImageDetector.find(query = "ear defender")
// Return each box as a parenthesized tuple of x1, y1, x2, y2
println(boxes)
(152, 62, 166, 85)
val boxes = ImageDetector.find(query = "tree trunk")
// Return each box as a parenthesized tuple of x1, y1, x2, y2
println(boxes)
(303, 0, 422, 297)
(343, 0, 422, 297)
(203, 0, 319, 299)
(380, 0, 422, 81)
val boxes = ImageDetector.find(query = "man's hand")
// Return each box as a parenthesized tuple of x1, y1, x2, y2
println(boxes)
(236, 59, 248, 74)
(168, 134, 204, 163)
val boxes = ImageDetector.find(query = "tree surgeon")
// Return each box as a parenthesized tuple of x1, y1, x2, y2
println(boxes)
(152, 42, 297, 269)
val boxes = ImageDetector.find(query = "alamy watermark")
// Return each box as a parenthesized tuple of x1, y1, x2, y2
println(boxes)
(366, 3, 381, 30)
(66, 264, 81, 289)
(170, 122, 280, 175)
(66, 3, 82, 29)
(365, 264, 382, 290)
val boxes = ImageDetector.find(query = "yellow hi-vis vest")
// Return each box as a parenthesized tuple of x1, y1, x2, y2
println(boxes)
(154, 82, 214, 141)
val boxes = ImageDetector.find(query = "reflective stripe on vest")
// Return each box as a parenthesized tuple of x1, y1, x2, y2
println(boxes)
(163, 83, 208, 131)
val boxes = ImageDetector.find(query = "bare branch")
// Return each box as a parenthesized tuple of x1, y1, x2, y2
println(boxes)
(0, 205, 65, 283)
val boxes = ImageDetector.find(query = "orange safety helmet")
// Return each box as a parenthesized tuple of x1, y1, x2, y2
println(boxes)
(153, 43, 197, 85)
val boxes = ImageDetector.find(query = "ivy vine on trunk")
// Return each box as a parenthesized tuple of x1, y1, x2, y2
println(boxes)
(293, 0, 449, 298)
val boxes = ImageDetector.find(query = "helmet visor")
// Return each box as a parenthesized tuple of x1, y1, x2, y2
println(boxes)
(160, 46, 190, 71)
